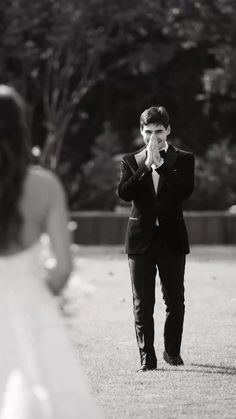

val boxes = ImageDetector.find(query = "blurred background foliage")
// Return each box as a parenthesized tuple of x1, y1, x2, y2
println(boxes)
(1, 0, 236, 210)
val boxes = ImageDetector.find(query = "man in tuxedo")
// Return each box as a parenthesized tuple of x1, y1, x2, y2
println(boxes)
(118, 106, 195, 372)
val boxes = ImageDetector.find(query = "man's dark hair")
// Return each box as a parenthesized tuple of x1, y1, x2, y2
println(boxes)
(140, 106, 170, 129)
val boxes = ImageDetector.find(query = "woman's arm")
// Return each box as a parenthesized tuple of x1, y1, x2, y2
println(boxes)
(45, 173, 72, 295)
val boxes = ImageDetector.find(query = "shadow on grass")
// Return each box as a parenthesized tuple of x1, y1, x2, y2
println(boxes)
(154, 364, 236, 376)
(190, 363, 236, 376)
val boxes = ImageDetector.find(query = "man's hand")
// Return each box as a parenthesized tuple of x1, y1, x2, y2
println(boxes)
(145, 135, 163, 169)
(145, 138, 154, 169)
(152, 138, 162, 167)
(150, 134, 162, 167)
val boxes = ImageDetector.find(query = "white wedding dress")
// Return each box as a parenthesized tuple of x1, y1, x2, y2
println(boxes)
(0, 240, 54, 418)
(0, 241, 98, 419)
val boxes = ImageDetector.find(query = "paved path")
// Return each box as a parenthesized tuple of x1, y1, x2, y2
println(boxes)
(63, 246, 236, 419)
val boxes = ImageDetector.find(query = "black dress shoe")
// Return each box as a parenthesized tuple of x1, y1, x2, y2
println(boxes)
(163, 351, 184, 366)
(137, 364, 157, 372)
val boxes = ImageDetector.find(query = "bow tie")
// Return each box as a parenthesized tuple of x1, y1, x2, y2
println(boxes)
(160, 149, 166, 158)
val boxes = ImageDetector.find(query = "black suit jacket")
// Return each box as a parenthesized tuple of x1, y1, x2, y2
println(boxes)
(118, 144, 195, 255)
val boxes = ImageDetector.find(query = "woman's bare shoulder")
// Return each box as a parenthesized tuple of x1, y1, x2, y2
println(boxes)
(25, 165, 66, 205)
(28, 166, 64, 191)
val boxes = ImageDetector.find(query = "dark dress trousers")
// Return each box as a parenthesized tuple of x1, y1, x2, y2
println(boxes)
(118, 144, 195, 367)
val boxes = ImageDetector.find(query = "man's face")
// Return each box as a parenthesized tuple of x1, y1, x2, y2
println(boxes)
(140, 123, 170, 150)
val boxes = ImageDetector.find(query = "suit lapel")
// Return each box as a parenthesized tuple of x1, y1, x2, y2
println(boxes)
(156, 144, 178, 199)
(164, 144, 178, 168)
(127, 146, 145, 173)
(134, 146, 146, 168)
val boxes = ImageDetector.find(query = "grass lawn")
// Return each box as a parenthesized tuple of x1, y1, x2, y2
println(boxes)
(62, 245, 236, 419)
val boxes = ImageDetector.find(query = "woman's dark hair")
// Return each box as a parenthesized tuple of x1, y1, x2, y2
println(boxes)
(140, 106, 170, 129)
(0, 85, 31, 250)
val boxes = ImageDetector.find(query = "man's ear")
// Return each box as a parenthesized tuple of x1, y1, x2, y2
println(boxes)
(167, 125, 171, 135)
(140, 126, 143, 135)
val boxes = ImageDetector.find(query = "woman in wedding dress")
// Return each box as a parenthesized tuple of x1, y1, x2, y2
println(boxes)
(0, 85, 74, 418)
(0, 84, 72, 291)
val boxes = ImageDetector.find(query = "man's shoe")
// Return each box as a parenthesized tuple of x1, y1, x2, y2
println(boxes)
(137, 364, 157, 372)
(163, 351, 184, 366)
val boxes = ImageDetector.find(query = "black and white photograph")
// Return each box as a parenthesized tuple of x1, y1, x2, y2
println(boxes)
(0, 1, 235, 418)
